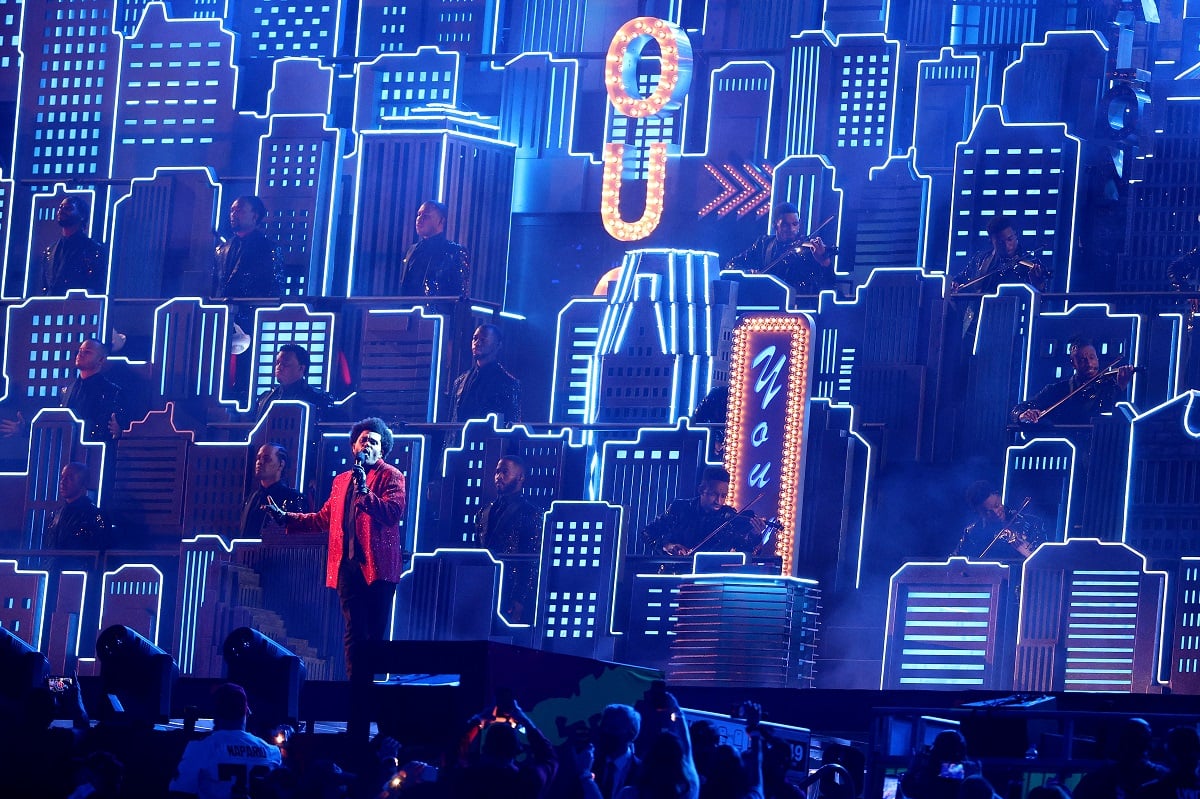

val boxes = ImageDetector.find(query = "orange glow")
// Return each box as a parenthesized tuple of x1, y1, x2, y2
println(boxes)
(603, 17, 693, 117)
(599, 16, 694, 242)
(725, 315, 813, 576)
(600, 141, 668, 241)
(593, 266, 623, 295)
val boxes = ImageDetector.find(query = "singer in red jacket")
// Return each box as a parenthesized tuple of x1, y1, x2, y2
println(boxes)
(273, 417, 406, 677)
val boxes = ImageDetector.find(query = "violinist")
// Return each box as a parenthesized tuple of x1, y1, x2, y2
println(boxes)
(726, 201, 836, 295)
(640, 466, 768, 556)
(954, 481, 1046, 561)
(1013, 338, 1136, 425)
(952, 215, 1049, 293)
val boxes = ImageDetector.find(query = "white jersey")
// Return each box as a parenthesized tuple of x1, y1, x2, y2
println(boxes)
(169, 728, 282, 799)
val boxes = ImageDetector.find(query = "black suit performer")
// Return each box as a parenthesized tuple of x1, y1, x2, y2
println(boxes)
(475, 455, 543, 623)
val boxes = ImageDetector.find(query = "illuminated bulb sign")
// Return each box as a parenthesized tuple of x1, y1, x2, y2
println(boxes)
(724, 314, 814, 576)
(601, 16, 693, 241)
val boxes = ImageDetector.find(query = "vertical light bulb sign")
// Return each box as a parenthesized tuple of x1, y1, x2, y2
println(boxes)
(724, 314, 814, 577)
(601, 17, 693, 241)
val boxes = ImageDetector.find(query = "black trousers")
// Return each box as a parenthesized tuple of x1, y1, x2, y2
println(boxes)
(336, 560, 396, 679)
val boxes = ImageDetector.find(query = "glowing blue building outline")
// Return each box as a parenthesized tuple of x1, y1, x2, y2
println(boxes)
(0, 560, 50, 650)
(176, 534, 261, 673)
(944, 105, 1083, 292)
(1002, 436, 1077, 543)
(1013, 538, 1169, 692)
(880, 555, 1012, 690)
(97, 562, 167, 646)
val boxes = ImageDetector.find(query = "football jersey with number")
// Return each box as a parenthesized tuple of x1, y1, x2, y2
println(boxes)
(169, 728, 282, 799)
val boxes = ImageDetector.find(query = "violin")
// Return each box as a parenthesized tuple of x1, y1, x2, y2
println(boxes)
(996, 523, 1035, 558)
(979, 497, 1040, 559)
(761, 517, 784, 533)
(674, 508, 782, 557)
(1019, 358, 1143, 424)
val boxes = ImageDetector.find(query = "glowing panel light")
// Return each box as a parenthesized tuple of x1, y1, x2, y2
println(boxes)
(600, 16, 693, 242)
(724, 314, 814, 576)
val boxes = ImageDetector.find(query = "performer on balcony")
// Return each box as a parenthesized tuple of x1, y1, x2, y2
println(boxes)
(240, 444, 309, 539)
(1012, 337, 1135, 426)
(254, 343, 335, 421)
(726, 201, 835, 295)
(1, 338, 125, 443)
(951, 214, 1049, 294)
(43, 462, 109, 550)
(214, 195, 282, 326)
(399, 200, 470, 297)
(39, 196, 105, 297)
(953, 481, 1045, 561)
(451, 324, 521, 425)
(640, 466, 767, 557)
(475, 455, 543, 623)
(66, 338, 126, 442)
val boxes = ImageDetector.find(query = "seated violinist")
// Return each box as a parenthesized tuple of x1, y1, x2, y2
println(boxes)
(640, 466, 768, 556)
(1012, 337, 1136, 425)
(953, 481, 1045, 561)
(726, 202, 836, 295)
(951, 214, 1049, 293)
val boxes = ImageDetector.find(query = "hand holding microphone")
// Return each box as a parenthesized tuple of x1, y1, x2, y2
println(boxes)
(352, 451, 369, 495)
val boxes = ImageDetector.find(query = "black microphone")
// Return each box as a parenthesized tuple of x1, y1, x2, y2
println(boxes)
(352, 451, 368, 494)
